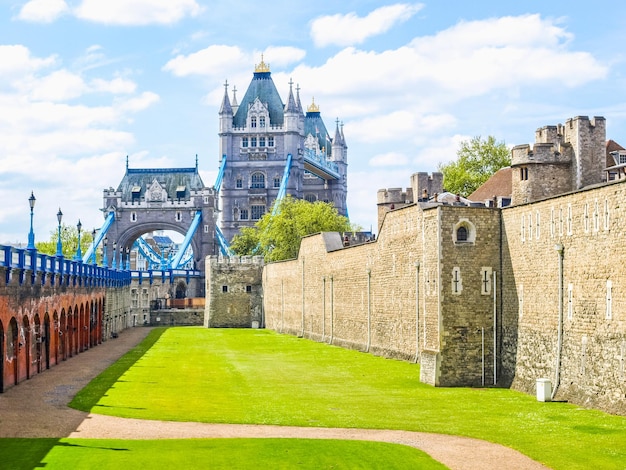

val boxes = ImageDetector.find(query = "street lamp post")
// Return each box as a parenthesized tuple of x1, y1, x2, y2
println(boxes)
(91, 229, 97, 264)
(75, 220, 82, 261)
(27, 192, 36, 250)
(56, 208, 63, 257)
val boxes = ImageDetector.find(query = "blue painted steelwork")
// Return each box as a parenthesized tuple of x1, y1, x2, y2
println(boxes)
(171, 211, 202, 268)
(273, 153, 293, 215)
(82, 211, 115, 264)
(303, 148, 339, 180)
(0, 243, 131, 287)
(215, 225, 234, 256)
(214, 154, 227, 192)
(134, 237, 169, 269)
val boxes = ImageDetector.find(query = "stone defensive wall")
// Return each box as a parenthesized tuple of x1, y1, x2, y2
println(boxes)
(501, 178, 626, 415)
(263, 201, 501, 388)
(205, 255, 264, 328)
(264, 205, 423, 363)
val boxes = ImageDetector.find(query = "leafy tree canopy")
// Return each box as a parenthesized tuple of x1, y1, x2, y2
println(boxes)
(231, 196, 352, 262)
(438, 135, 511, 197)
(36, 222, 95, 259)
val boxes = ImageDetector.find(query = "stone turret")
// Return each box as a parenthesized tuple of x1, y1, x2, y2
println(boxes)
(511, 116, 606, 205)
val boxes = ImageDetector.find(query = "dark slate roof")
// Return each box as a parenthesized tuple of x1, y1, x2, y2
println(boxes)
(116, 167, 205, 201)
(232, 71, 284, 127)
(304, 111, 332, 156)
(219, 86, 232, 115)
(467, 167, 512, 202)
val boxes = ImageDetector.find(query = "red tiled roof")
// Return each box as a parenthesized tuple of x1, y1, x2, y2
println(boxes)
(468, 167, 512, 202)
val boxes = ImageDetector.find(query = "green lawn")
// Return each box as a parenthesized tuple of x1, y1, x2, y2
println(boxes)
(4, 327, 626, 469)
(1, 437, 445, 470)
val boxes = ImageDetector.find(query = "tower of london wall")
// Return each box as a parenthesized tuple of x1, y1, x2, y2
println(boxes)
(501, 180, 626, 415)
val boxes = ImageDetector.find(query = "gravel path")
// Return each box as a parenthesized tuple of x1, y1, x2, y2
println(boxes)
(0, 327, 549, 470)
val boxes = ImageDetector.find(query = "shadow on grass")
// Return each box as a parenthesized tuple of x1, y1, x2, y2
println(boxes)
(68, 328, 167, 412)
(0, 438, 131, 470)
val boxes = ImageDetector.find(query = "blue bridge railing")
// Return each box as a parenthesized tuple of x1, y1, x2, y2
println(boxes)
(0, 245, 131, 288)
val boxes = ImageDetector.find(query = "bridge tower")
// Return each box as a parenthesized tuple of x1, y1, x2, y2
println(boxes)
(218, 58, 348, 242)
(101, 157, 218, 296)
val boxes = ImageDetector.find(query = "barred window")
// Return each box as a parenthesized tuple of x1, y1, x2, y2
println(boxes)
(240, 209, 249, 220)
(242, 137, 248, 148)
(251, 172, 265, 188)
(236, 178, 243, 189)
(268, 136, 274, 147)
(251, 205, 266, 220)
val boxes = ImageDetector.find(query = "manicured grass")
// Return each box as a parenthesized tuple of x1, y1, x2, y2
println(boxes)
(29, 438, 446, 470)
(62, 327, 625, 469)
(70, 327, 167, 411)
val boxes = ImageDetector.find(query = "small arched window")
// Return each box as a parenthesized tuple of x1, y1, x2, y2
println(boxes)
(453, 218, 476, 244)
(456, 226, 468, 241)
(305, 193, 317, 203)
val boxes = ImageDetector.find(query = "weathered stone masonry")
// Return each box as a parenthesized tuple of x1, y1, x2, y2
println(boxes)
(247, 116, 626, 415)
(263, 199, 502, 388)
(502, 181, 626, 415)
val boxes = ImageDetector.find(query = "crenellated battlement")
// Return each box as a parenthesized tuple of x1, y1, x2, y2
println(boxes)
(208, 255, 265, 266)
(511, 142, 572, 166)
(376, 187, 413, 205)
(511, 116, 606, 205)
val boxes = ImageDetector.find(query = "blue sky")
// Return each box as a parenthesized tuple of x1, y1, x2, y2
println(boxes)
(1, 0, 625, 244)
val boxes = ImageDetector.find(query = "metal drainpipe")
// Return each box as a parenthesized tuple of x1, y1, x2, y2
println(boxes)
(301, 257, 305, 338)
(493, 270, 497, 385)
(552, 243, 565, 400)
(330, 275, 334, 344)
(280, 280, 284, 334)
(414, 261, 420, 363)
(366, 269, 371, 353)
(322, 276, 326, 342)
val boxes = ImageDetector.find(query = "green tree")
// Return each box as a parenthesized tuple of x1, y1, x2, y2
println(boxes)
(231, 196, 352, 262)
(36, 223, 94, 259)
(438, 135, 511, 197)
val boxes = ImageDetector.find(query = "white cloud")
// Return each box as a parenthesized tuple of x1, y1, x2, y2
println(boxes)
(28, 70, 88, 101)
(311, 3, 424, 47)
(369, 152, 410, 167)
(91, 77, 137, 94)
(259, 46, 306, 67)
(115, 91, 160, 113)
(164, 44, 306, 81)
(18, 0, 69, 23)
(0, 45, 56, 79)
(74, 0, 202, 25)
(163, 45, 248, 77)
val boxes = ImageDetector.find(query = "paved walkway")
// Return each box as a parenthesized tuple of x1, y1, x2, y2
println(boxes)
(0, 326, 548, 470)
(0, 326, 153, 438)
